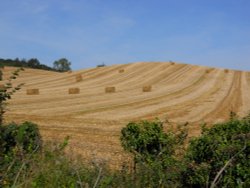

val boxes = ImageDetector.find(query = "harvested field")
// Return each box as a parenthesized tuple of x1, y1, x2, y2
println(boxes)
(3, 62, 250, 167)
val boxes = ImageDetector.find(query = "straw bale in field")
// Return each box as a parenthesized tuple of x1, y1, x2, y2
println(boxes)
(205, 68, 214, 73)
(105, 87, 116, 93)
(0, 84, 5, 90)
(26, 89, 39, 95)
(68, 88, 80, 94)
(142, 85, 152, 92)
(68, 70, 72, 73)
(119, 69, 125, 73)
(170, 61, 175, 65)
(75, 74, 83, 82)
(224, 69, 229, 73)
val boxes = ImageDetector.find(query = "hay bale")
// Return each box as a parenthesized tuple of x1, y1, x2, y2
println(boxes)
(0, 84, 5, 90)
(170, 62, 175, 65)
(105, 87, 116, 93)
(68, 88, 80, 94)
(68, 70, 72, 73)
(119, 69, 125, 73)
(205, 68, 214, 73)
(26, 89, 39, 95)
(75, 74, 83, 82)
(142, 85, 152, 92)
(224, 69, 229, 73)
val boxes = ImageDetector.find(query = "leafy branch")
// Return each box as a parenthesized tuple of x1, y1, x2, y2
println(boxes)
(0, 68, 24, 125)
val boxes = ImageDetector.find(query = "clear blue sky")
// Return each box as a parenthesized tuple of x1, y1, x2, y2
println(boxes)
(0, 0, 250, 71)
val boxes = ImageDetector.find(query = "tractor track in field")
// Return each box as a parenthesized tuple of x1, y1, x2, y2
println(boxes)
(4, 62, 250, 168)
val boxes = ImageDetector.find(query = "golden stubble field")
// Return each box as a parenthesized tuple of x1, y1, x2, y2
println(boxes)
(2, 62, 250, 167)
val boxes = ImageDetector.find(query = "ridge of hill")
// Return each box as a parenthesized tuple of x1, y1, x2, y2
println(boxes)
(2, 62, 250, 166)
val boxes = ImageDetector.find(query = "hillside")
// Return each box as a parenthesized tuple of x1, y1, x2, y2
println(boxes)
(2, 62, 250, 166)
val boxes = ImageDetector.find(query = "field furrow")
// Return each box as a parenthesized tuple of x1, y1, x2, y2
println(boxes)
(3, 63, 250, 166)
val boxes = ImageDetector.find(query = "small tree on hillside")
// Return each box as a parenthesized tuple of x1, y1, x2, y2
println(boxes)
(53, 58, 71, 72)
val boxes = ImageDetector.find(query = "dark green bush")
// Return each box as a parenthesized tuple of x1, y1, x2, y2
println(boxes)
(182, 116, 250, 187)
(0, 122, 42, 187)
(120, 119, 187, 187)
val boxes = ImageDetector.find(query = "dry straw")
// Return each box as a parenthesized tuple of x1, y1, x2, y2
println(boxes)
(105, 87, 116, 93)
(206, 68, 214, 73)
(0, 84, 5, 90)
(142, 85, 152, 92)
(68, 88, 80, 94)
(170, 62, 175, 65)
(75, 74, 83, 82)
(119, 69, 125, 73)
(224, 69, 229, 73)
(26, 89, 39, 95)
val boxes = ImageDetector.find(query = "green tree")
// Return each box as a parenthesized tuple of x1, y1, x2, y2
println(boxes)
(27, 58, 40, 68)
(53, 58, 71, 72)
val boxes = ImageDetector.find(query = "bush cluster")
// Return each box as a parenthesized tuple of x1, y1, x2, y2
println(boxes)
(182, 115, 250, 187)
(0, 122, 42, 187)
(0, 116, 249, 187)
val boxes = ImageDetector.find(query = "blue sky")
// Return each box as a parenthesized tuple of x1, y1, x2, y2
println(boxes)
(0, 0, 250, 71)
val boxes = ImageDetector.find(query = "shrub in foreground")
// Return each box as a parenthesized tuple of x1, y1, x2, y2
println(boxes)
(120, 119, 187, 187)
(182, 115, 250, 187)
(0, 121, 42, 187)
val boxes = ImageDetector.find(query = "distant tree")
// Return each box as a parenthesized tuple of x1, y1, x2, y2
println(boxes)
(53, 58, 71, 72)
(97, 62, 106, 67)
(0, 58, 57, 72)
(27, 58, 40, 68)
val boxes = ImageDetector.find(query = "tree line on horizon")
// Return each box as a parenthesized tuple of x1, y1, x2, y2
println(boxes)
(0, 58, 71, 72)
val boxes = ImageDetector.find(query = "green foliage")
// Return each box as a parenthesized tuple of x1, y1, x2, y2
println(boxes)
(0, 122, 42, 187)
(0, 58, 58, 72)
(121, 120, 187, 165)
(182, 116, 250, 187)
(53, 58, 71, 72)
(0, 138, 134, 188)
(0, 68, 24, 124)
(1, 116, 249, 187)
(121, 119, 187, 187)
(0, 68, 3, 81)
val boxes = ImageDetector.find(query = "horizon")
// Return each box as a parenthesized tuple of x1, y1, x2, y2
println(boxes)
(0, 0, 250, 71)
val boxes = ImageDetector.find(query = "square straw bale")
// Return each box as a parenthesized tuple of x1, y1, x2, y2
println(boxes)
(105, 87, 116, 93)
(68, 88, 80, 94)
(75, 74, 83, 82)
(26, 89, 39, 95)
(142, 85, 152, 92)
(119, 69, 125, 73)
